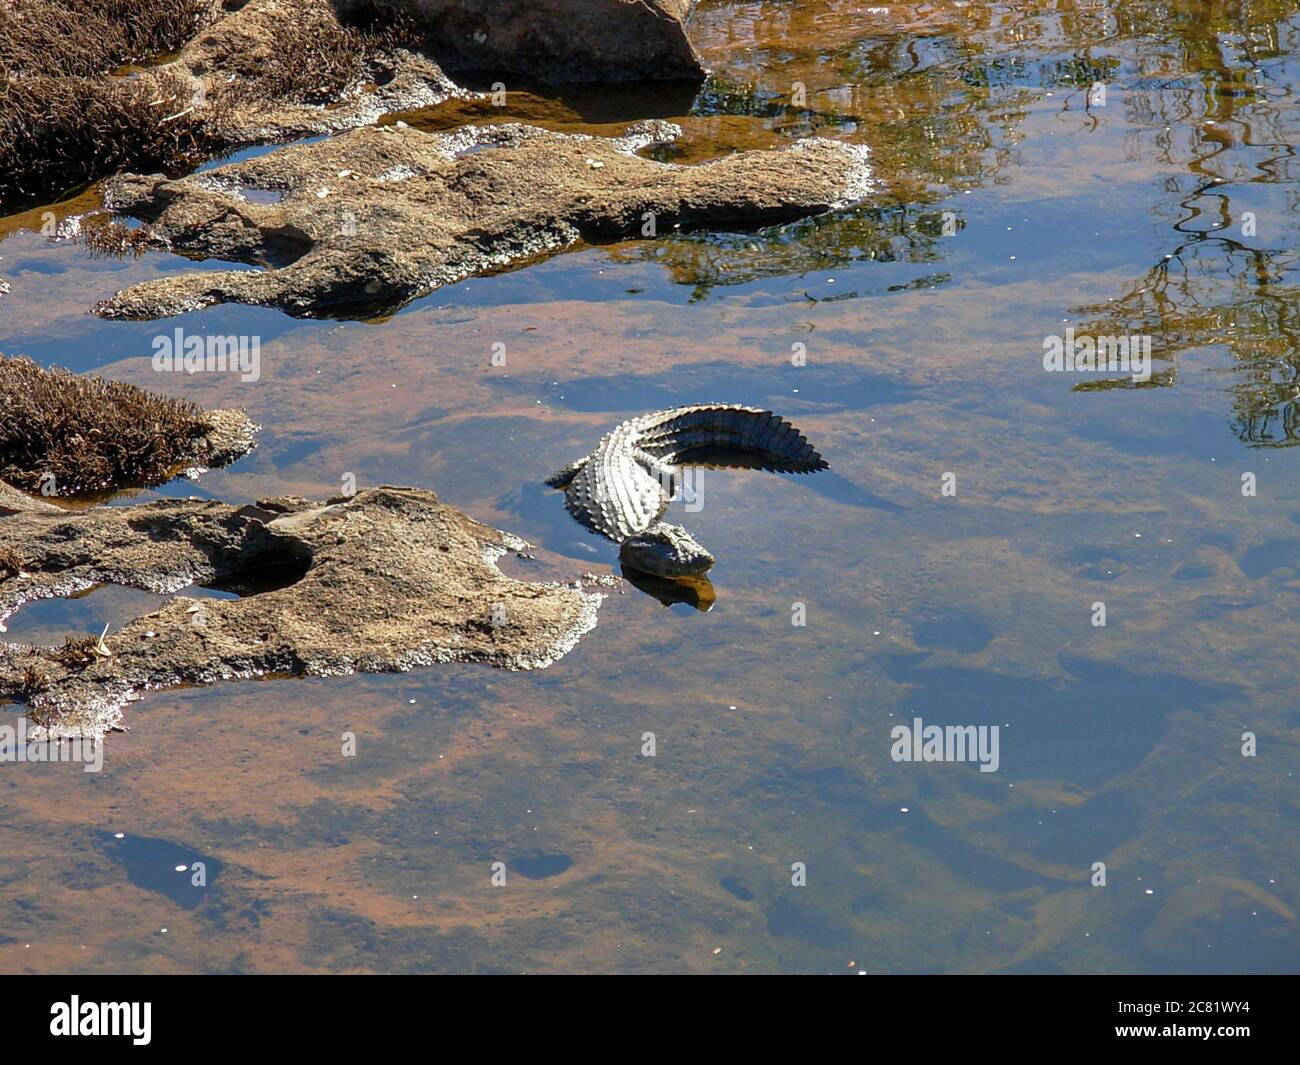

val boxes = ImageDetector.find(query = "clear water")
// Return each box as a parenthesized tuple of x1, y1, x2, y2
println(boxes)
(1, 0, 1298, 973)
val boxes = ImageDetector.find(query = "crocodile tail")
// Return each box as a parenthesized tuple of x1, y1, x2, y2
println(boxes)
(545, 457, 589, 488)
(640, 404, 830, 474)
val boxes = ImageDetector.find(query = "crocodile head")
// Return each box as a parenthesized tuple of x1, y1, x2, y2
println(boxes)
(619, 522, 715, 578)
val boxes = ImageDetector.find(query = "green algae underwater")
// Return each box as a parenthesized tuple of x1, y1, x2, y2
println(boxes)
(1, 0, 1298, 973)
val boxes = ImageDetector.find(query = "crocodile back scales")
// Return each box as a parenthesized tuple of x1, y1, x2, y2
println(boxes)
(555, 405, 829, 543)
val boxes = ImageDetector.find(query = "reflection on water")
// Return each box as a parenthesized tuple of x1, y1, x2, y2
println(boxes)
(1, 573, 296, 648)
(2, 0, 1300, 973)
(621, 566, 718, 612)
(1, 585, 169, 648)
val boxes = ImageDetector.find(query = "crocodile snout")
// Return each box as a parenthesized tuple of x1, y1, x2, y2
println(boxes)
(619, 523, 715, 578)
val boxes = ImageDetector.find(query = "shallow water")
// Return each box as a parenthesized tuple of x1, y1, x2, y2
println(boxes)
(1, 0, 1298, 973)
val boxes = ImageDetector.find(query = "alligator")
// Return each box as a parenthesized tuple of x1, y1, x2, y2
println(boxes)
(547, 405, 829, 578)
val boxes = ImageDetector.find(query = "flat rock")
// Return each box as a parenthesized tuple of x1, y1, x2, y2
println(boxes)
(0, 486, 603, 737)
(95, 121, 872, 319)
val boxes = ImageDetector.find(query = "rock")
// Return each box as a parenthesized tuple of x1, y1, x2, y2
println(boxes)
(0, 0, 460, 209)
(189, 408, 262, 476)
(161, 0, 465, 145)
(95, 121, 873, 319)
(0, 486, 604, 737)
(337, 0, 706, 84)
(2, 0, 706, 207)
(155, 0, 703, 144)
(0, 480, 61, 515)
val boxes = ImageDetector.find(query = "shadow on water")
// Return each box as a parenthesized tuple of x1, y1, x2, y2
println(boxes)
(399, 76, 701, 131)
(913, 615, 995, 654)
(509, 853, 574, 880)
(98, 832, 222, 912)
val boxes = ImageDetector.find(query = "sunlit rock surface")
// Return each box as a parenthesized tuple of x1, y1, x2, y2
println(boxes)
(95, 121, 872, 319)
(0, 487, 603, 736)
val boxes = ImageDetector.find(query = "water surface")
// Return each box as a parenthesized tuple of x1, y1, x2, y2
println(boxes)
(1, 0, 1298, 973)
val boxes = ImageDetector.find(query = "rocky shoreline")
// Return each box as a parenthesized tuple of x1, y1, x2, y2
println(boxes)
(0, 486, 603, 738)
(0, 0, 875, 735)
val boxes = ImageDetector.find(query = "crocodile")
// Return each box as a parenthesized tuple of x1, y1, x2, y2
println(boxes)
(547, 405, 829, 578)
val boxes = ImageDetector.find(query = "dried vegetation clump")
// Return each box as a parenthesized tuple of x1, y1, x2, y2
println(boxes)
(0, 72, 222, 207)
(0, 0, 425, 207)
(0, 354, 216, 496)
(0, 0, 211, 78)
(19, 661, 51, 694)
(78, 214, 155, 258)
(211, 3, 421, 108)
(51, 633, 102, 669)
(0, 0, 217, 207)
(0, 547, 22, 581)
